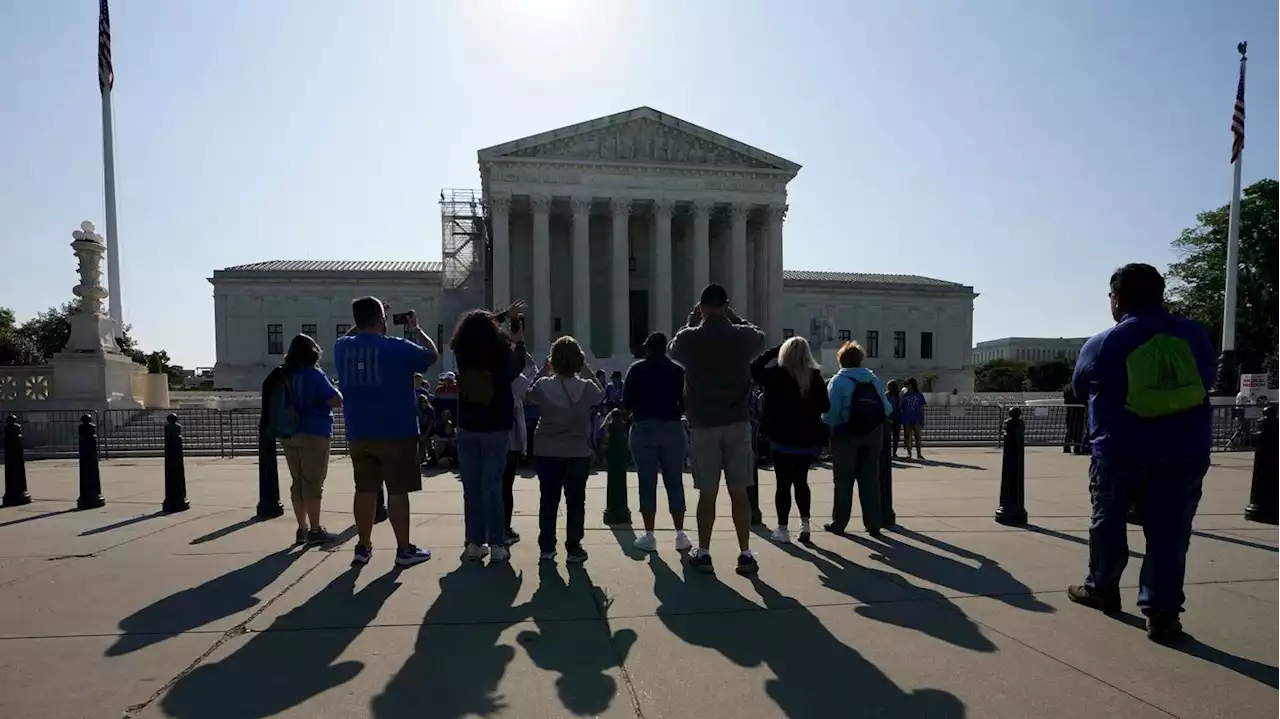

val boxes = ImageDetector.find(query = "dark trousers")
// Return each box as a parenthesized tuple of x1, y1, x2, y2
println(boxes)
(1085, 454, 1208, 616)
(535, 456, 590, 553)
(890, 420, 902, 455)
(878, 432, 895, 524)
(830, 427, 884, 532)
(772, 452, 813, 525)
(501, 450, 521, 532)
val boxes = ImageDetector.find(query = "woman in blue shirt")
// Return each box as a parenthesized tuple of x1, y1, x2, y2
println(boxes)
(276, 334, 343, 546)
(900, 377, 927, 459)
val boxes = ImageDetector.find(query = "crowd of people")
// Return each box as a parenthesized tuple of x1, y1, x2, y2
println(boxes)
(256, 265, 1216, 644)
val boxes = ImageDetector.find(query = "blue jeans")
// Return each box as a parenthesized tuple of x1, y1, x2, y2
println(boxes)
(456, 428, 510, 547)
(629, 420, 687, 515)
(535, 456, 591, 553)
(1085, 454, 1208, 615)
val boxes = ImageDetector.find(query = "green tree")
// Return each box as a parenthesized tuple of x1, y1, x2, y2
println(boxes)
(974, 359, 1028, 392)
(1166, 178, 1279, 372)
(19, 301, 78, 361)
(1025, 358, 1074, 392)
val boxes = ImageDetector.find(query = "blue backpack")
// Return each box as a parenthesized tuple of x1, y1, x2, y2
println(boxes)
(267, 372, 300, 439)
(844, 379, 886, 435)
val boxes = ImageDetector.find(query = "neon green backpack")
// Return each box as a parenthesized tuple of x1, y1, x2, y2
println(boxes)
(1124, 334, 1206, 418)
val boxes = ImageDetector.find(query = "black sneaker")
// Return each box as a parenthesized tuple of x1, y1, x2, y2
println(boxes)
(735, 551, 759, 576)
(822, 523, 847, 536)
(294, 528, 307, 546)
(1145, 614, 1183, 644)
(1067, 584, 1121, 613)
(566, 546, 589, 564)
(866, 527, 883, 538)
(504, 530, 521, 546)
(306, 527, 340, 546)
(685, 550, 714, 574)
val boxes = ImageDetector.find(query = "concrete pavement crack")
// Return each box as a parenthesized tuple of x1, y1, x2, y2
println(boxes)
(118, 550, 336, 718)
(588, 583, 646, 719)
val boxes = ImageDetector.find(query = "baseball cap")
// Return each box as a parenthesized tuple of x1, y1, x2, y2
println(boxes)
(699, 283, 728, 308)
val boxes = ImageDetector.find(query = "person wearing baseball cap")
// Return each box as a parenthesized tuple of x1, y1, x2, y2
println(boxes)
(668, 283, 768, 575)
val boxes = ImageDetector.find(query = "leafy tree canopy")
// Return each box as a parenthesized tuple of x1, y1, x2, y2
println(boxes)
(1166, 178, 1278, 372)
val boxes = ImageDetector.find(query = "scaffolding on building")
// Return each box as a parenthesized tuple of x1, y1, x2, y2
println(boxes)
(439, 189, 490, 348)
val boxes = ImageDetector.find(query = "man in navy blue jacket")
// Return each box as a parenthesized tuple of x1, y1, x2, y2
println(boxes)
(1067, 263, 1215, 643)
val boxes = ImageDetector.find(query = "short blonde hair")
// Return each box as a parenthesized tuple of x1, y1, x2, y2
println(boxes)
(837, 341, 864, 368)
(549, 336, 586, 376)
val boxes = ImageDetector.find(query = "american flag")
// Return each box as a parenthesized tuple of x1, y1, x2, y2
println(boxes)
(98, 0, 113, 92)
(1230, 46, 1246, 163)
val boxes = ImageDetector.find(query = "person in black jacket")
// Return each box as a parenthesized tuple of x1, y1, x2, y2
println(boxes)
(750, 336, 831, 544)
(450, 301, 529, 564)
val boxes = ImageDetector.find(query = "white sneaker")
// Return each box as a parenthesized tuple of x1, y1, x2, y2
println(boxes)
(674, 531, 693, 551)
(462, 543, 489, 561)
(489, 546, 510, 563)
(771, 526, 791, 544)
(633, 534, 658, 552)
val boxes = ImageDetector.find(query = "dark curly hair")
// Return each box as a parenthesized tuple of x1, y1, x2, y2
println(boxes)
(449, 310, 511, 369)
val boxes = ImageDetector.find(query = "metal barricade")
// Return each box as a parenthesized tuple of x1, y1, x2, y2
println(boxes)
(0, 409, 92, 460)
(919, 405, 1005, 446)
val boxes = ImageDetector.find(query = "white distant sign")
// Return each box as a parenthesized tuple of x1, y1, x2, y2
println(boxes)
(1240, 374, 1268, 391)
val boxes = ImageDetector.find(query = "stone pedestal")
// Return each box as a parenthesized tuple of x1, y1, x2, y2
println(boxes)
(50, 351, 142, 410)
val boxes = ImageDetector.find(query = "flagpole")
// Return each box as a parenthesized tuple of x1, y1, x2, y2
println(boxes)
(102, 84, 123, 339)
(1213, 42, 1247, 396)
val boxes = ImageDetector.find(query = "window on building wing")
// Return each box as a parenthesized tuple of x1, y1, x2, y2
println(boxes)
(267, 324, 283, 355)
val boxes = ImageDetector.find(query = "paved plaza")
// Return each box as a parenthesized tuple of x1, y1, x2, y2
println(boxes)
(0, 449, 1274, 718)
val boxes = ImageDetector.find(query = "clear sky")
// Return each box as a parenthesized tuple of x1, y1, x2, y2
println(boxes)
(1, 0, 1275, 368)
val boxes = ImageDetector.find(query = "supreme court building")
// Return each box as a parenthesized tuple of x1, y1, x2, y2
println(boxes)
(210, 107, 978, 390)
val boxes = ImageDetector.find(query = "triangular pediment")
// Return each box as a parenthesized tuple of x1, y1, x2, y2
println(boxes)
(477, 107, 800, 173)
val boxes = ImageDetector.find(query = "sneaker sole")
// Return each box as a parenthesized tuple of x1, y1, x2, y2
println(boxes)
(566, 556, 588, 564)
(395, 555, 432, 568)
(735, 563, 759, 576)
(351, 556, 371, 567)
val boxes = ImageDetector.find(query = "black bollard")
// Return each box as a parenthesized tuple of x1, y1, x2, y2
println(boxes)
(255, 429, 284, 519)
(1244, 404, 1278, 524)
(76, 414, 105, 510)
(375, 487, 388, 524)
(994, 407, 1028, 526)
(163, 414, 190, 513)
(602, 416, 632, 525)
(2, 415, 31, 507)
(879, 427, 896, 526)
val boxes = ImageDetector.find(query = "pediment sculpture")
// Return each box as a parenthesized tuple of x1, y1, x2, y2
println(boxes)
(507, 119, 776, 169)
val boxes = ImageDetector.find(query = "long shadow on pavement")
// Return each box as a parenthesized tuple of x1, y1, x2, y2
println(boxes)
(847, 527, 1055, 612)
(158, 567, 401, 718)
(649, 555, 966, 717)
(79, 510, 166, 536)
(515, 562, 635, 716)
(371, 562, 524, 718)
(189, 516, 265, 545)
(1191, 529, 1279, 554)
(106, 547, 309, 656)
(1109, 611, 1278, 689)
(1024, 524, 1145, 559)
(769, 536, 996, 652)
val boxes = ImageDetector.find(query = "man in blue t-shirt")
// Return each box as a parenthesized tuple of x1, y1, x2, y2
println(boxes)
(334, 296, 438, 568)
(1067, 264, 1215, 643)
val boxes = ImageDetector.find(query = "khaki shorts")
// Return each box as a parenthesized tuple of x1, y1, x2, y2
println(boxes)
(349, 437, 423, 495)
(689, 422, 754, 491)
(281, 434, 331, 501)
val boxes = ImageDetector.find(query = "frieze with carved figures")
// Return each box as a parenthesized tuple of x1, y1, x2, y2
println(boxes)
(506, 119, 777, 169)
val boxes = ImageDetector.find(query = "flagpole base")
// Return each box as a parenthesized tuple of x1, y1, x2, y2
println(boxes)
(1212, 350, 1239, 397)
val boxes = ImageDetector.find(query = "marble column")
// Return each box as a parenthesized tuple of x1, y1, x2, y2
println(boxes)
(653, 200, 674, 339)
(730, 203, 749, 314)
(489, 195, 511, 310)
(692, 201, 711, 305)
(531, 194, 551, 354)
(571, 198, 592, 353)
(610, 198, 631, 358)
(767, 204, 787, 342)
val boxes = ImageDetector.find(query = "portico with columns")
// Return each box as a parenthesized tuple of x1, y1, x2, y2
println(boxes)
(478, 107, 800, 365)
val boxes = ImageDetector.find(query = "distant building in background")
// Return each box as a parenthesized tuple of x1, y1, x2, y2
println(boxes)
(972, 337, 1089, 365)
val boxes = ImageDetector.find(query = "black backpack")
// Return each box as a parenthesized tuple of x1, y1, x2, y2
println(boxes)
(844, 379, 886, 435)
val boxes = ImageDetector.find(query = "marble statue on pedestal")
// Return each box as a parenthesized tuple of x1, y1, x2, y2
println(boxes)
(810, 304, 836, 351)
